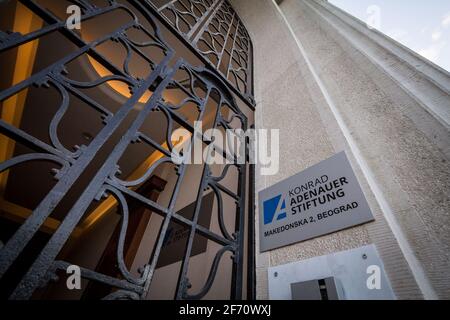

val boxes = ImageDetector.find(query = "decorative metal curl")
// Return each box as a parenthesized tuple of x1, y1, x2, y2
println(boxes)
(182, 245, 233, 300)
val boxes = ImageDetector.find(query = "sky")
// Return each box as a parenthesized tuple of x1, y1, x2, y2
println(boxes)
(329, 0, 450, 72)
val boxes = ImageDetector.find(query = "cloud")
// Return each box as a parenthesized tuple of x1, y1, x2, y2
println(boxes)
(420, 27, 430, 35)
(416, 12, 450, 69)
(431, 30, 442, 41)
(442, 12, 450, 27)
(418, 41, 447, 62)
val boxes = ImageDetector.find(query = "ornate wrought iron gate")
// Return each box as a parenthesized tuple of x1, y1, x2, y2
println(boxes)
(0, 0, 254, 300)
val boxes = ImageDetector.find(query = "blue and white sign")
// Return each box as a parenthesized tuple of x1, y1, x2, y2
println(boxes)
(259, 151, 374, 252)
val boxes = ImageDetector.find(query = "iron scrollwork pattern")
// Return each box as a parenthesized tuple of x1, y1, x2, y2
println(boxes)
(149, 0, 255, 105)
(0, 0, 251, 300)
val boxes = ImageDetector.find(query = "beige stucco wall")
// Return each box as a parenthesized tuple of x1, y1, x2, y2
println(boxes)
(231, 0, 450, 299)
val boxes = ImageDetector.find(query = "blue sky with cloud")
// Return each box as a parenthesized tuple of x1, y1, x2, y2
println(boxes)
(329, 0, 450, 72)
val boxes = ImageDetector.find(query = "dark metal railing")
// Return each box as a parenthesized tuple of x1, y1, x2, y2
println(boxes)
(149, 0, 255, 106)
(0, 0, 253, 300)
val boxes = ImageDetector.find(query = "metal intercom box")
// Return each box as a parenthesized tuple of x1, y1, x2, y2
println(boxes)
(290, 277, 344, 300)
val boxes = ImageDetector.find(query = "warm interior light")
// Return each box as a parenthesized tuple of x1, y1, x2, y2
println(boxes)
(79, 129, 192, 232)
(87, 55, 152, 104)
(0, 4, 200, 239)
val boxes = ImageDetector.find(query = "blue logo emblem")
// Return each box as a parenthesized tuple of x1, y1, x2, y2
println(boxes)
(263, 194, 287, 225)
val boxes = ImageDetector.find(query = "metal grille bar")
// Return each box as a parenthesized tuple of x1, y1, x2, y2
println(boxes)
(0, 0, 252, 300)
(149, 0, 255, 105)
